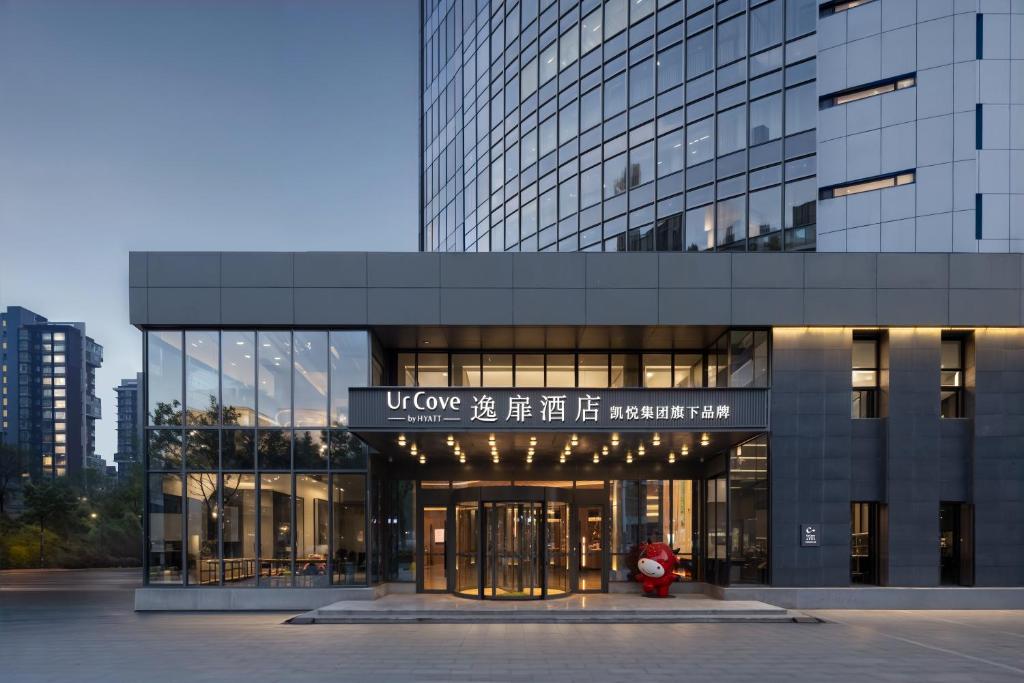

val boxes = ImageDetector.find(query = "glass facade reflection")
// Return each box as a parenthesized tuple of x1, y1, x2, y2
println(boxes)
(145, 330, 371, 586)
(421, 0, 817, 253)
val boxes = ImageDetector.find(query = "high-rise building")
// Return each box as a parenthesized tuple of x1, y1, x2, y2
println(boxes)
(0, 306, 104, 478)
(114, 374, 144, 479)
(421, 0, 1022, 253)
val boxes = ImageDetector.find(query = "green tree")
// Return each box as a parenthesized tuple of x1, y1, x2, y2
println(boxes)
(21, 479, 82, 567)
(0, 444, 28, 516)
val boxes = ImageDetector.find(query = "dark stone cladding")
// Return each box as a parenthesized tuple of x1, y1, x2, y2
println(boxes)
(129, 252, 1024, 328)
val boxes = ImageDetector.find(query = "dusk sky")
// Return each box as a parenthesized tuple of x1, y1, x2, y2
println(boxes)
(0, 0, 420, 461)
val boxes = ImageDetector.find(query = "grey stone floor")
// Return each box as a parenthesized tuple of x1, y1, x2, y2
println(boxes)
(3, 568, 1024, 682)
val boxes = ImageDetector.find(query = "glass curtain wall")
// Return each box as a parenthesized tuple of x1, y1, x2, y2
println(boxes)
(609, 479, 695, 582)
(144, 330, 371, 587)
(421, 0, 817, 253)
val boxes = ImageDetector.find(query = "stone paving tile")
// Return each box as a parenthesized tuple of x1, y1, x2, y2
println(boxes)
(2, 570, 1024, 682)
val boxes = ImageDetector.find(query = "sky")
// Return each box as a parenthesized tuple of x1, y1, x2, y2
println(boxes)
(0, 0, 420, 463)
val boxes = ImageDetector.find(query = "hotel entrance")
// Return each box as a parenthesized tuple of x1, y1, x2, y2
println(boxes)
(417, 484, 606, 599)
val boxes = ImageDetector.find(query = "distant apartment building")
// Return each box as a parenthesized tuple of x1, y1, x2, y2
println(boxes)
(114, 373, 144, 479)
(0, 306, 104, 478)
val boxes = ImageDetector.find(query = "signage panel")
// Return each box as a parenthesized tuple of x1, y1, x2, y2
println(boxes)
(348, 387, 769, 432)
(801, 524, 820, 547)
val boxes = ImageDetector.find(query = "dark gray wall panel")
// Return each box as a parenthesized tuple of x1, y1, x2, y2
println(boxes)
(148, 287, 220, 325)
(585, 289, 658, 324)
(770, 328, 852, 587)
(294, 288, 368, 325)
(440, 253, 514, 288)
(804, 289, 876, 324)
(973, 330, 1024, 586)
(885, 329, 941, 586)
(366, 288, 440, 324)
(804, 253, 876, 288)
(221, 253, 293, 287)
(440, 288, 515, 324)
(658, 253, 732, 288)
(147, 252, 220, 288)
(367, 253, 440, 287)
(658, 289, 731, 324)
(732, 289, 804, 325)
(220, 288, 293, 325)
(511, 289, 587, 325)
(877, 254, 949, 288)
(512, 253, 586, 288)
(293, 252, 368, 287)
(586, 253, 659, 288)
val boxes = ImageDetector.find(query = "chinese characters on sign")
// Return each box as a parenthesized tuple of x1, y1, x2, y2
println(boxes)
(367, 388, 756, 428)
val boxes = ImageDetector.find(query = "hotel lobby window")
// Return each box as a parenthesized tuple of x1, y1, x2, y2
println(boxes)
(293, 331, 328, 428)
(185, 331, 219, 425)
(148, 473, 183, 584)
(257, 331, 291, 427)
(147, 330, 183, 425)
(729, 437, 769, 585)
(329, 331, 369, 427)
(222, 331, 256, 426)
(186, 472, 219, 585)
(850, 502, 879, 585)
(333, 474, 367, 585)
(852, 334, 880, 418)
(941, 336, 965, 418)
(222, 474, 257, 586)
(259, 474, 293, 587)
(295, 475, 330, 587)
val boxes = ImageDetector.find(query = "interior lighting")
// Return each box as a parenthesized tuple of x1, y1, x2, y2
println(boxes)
(488, 434, 496, 446)
(637, 443, 645, 456)
(446, 434, 455, 446)
(626, 452, 633, 464)
(571, 434, 579, 447)
(593, 452, 599, 464)
(419, 454, 426, 464)
(397, 434, 406, 446)
(682, 444, 689, 456)
(700, 433, 710, 447)
(611, 433, 619, 446)
(601, 445, 609, 455)
(652, 433, 661, 446)
(410, 443, 417, 455)
(668, 452, 676, 464)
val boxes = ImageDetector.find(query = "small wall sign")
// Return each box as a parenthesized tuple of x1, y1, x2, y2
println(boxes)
(801, 524, 820, 547)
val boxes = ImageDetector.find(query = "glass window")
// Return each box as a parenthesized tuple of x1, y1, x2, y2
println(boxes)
(417, 353, 449, 387)
(221, 429, 255, 469)
(643, 354, 672, 388)
(521, 128, 538, 168)
(329, 331, 368, 427)
(483, 353, 513, 386)
(332, 474, 367, 585)
(786, 0, 817, 39)
(559, 176, 578, 219)
(729, 437, 769, 584)
(222, 474, 257, 586)
(686, 30, 713, 79)
(149, 429, 182, 471)
(610, 354, 639, 387)
(631, 0, 654, 22)
(785, 82, 816, 135)
(605, 0, 628, 37)
(259, 474, 293, 586)
(546, 354, 575, 387)
(852, 335, 880, 418)
(257, 331, 291, 427)
(685, 204, 715, 251)
(604, 153, 628, 198)
(657, 44, 684, 92)
(851, 501, 878, 585)
(784, 178, 816, 244)
(559, 101, 578, 144)
(521, 199, 539, 236)
(540, 188, 557, 227)
(717, 15, 746, 66)
(396, 353, 415, 385)
(294, 474, 330, 587)
(716, 196, 745, 248)
(674, 353, 703, 387)
(629, 58, 655, 105)
(185, 331, 218, 425)
(581, 87, 602, 131)
(559, 25, 579, 70)
(748, 185, 782, 239)
(222, 331, 255, 426)
(540, 41, 557, 83)
(657, 130, 685, 178)
(686, 118, 714, 166)
(749, 93, 782, 145)
(521, 57, 538, 99)
(257, 429, 291, 470)
(604, 72, 626, 117)
(630, 142, 654, 188)
(750, 0, 784, 52)
(294, 429, 328, 469)
(329, 430, 366, 469)
(185, 472, 219, 585)
(581, 8, 603, 54)
(185, 428, 217, 470)
(148, 473, 183, 584)
(941, 337, 965, 418)
(452, 354, 482, 386)
(581, 166, 602, 207)
(540, 116, 557, 156)
(148, 331, 183, 426)
(293, 331, 328, 428)
(717, 105, 746, 156)
(578, 354, 609, 388)
(515, 354, 545, 387)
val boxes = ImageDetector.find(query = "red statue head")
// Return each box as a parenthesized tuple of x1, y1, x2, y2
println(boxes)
(635, 542, 679, 597)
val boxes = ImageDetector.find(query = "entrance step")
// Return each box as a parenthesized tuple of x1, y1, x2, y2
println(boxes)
(288, 593, 806, 624)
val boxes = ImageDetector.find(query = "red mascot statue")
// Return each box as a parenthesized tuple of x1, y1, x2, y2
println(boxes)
(634, 542, 680, 597)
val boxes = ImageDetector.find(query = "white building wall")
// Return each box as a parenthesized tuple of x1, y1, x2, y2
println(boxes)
(815, 0, 1024, 252)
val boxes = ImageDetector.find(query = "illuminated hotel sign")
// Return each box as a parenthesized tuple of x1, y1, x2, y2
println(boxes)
(348, 387, 769, 432)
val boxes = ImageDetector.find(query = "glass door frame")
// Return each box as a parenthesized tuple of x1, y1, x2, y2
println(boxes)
(449, 486, 573, 600)
(571, 488, 608, 593)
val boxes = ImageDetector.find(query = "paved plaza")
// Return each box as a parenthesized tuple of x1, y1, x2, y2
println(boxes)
(3, 569, 1024, 682)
